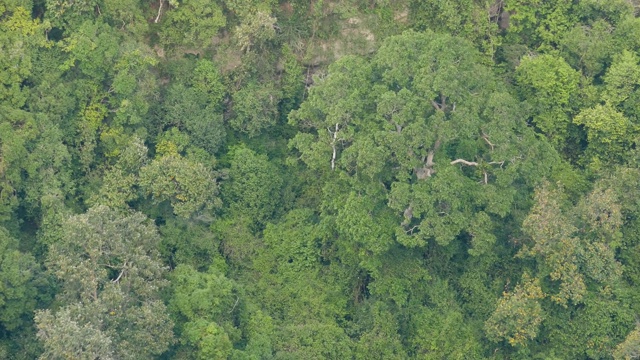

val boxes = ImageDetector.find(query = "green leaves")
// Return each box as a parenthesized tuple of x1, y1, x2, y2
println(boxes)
(37, 206, 174, 359)
(160, 0, 226, 49)
(516, 54, 581, 147)
(139, 154, 220, 218)
(170, 265, 236, 359)
(0, 227, 39, 331)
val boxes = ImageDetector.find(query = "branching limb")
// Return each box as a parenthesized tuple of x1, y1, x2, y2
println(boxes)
(450, 159, 479, 166)
(482, 132, 495, 150)
(112, 261, 128, 283)
(154, 0, 164, 23)
(328, 123, 339, 171)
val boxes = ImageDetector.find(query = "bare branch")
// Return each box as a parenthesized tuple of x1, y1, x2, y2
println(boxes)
(112, 261, 127, 283)
(228, 296, 240, 313)
(450, 159, 479, 166)
(404, 225, 418, 234)
(482, 133, 495, 150)
(154, 0, 164, 23)
(328, 123, 339, 171)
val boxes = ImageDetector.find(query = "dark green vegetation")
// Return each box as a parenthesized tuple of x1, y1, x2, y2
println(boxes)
(2, 0, 640, 358)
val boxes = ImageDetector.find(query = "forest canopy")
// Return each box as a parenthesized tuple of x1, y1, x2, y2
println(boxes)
(1, 0, 640, 359)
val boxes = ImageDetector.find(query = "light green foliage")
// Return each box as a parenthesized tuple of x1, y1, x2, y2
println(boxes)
(516, 54, 581, 147)
(273, 322, 353, 360)
(485, 274, 545, 347)
(58, 20, 119, 81)
(289, 54, 372, 171)
(170, 264, 237, 360)
(396, 278, 484, 358)
(37, 206, 174, 359)
(139, 154, 220, 218)
(335, 192, 395, 271)
(0, 5, 44, 108)
(191, 59, 225, 106)
(574, 104, 634, 166)
(251, 209, 347, 324)
(603, 50, 640, 120)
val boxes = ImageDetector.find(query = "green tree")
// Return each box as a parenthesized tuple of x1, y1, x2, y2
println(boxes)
(36, 206, 174, 359)
(230, 82, 282, 137)
(515, 54, 581, 149)
(139, 154, 221, 218)
(160, 0, 226, 49)
(0, 227, 40, 331)
(222, 146, 283, 227)
(521, 183, 623, 305)
(170, 264, 237, 360)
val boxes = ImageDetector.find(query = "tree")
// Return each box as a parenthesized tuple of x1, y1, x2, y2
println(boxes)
(230, 81, 282, 137)
(602, 50, 640, 122)
(160, 0, 226, 49)
(0, 227, 40, 331)
(162, 83, 225, 154)
(485, 274, 545, 347)
(573, 104, 634, 168)
(139, 154, 221, 218)
(521, 183, 623, 305)
(222, 146, 283, 227)
(515, 54, 581, 149)
(36, 206, 174, 359)
(614, 324, 640, 360)
(169, 264, 236, 360)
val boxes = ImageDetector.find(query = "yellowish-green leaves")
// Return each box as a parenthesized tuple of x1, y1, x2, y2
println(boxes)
(485, 274, 545, 346)
(521, 183, 623, 305)
(613, 324, 640, 360)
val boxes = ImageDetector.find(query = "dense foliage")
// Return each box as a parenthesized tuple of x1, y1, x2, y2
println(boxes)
(1, 0, 640, 358)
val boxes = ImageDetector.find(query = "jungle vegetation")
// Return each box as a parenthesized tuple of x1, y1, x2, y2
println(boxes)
(1, 0, 640, 358)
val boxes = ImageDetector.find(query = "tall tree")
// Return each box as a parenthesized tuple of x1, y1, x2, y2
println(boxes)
(36, 206, 174, 359)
